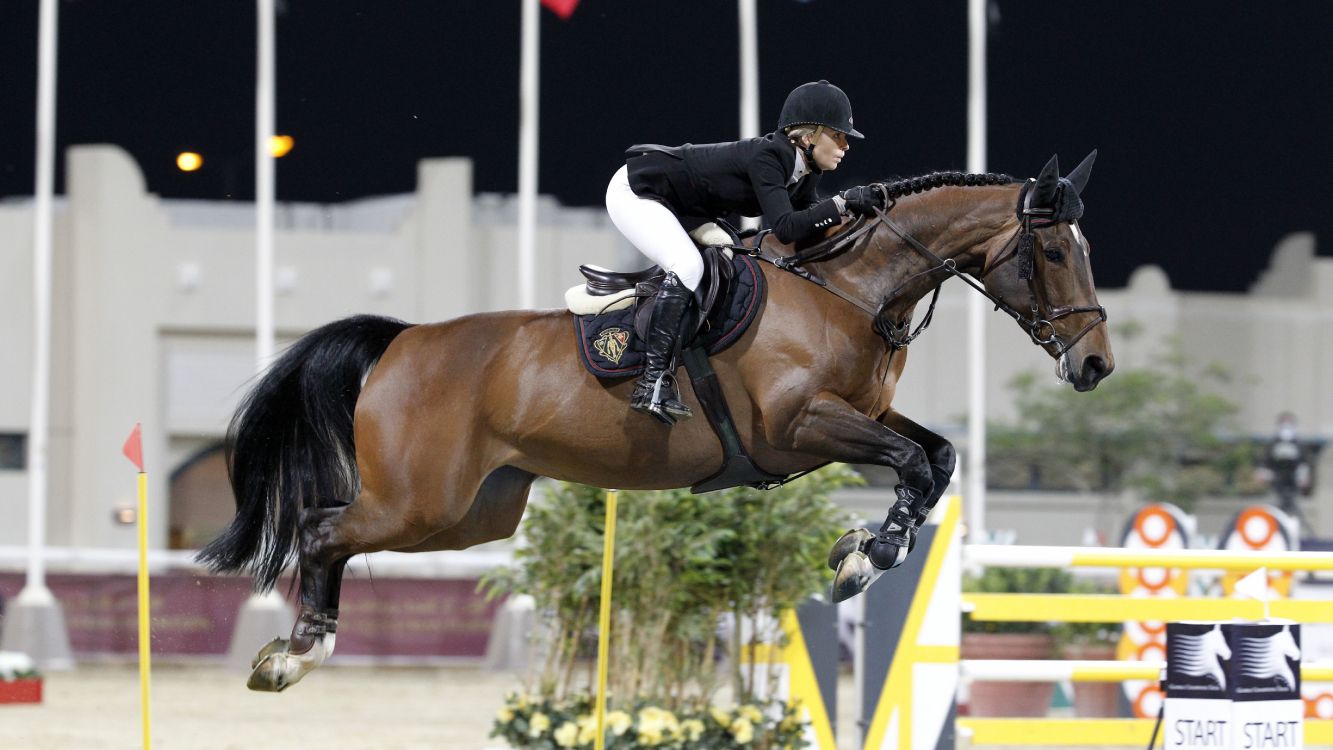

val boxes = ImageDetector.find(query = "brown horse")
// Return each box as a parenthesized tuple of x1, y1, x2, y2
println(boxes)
(200, 153, 1113, 691)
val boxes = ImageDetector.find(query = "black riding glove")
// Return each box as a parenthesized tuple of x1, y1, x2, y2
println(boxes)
(840, 185, 885, 217)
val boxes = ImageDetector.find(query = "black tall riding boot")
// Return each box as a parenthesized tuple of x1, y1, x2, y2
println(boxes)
(630, 273, 694, 424)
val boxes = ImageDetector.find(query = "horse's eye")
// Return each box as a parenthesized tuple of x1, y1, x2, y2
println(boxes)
(1044, 247, 1065, 263)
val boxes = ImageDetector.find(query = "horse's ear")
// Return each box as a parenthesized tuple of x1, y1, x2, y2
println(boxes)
(1066, 149, 1097, 195)
(1033, 154, 1060, 205)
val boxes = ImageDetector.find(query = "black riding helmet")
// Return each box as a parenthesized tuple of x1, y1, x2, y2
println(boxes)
(777, 80, 864, 139)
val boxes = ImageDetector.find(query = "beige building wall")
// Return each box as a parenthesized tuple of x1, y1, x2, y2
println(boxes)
(0, 145, 1328, 549)
(0, 145, 627, 549)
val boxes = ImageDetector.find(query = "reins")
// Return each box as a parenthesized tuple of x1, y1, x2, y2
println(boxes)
(745, 181, 1107, 356)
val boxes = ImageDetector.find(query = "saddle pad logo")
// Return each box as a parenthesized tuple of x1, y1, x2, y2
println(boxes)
(593, 327, 630, 364)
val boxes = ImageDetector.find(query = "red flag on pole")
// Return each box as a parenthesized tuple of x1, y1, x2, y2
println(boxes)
(122, 423, 144, 472)
(541, 0, 579, 20)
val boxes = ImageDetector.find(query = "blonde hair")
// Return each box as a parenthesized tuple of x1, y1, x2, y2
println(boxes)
(784, 124, 824, 145)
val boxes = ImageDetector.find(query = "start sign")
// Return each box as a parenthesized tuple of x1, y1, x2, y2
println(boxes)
(1164, 621, 1304, 749)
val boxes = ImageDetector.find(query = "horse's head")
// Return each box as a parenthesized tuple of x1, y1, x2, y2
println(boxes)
(1209, 624, 1232, 661)
(984, 152, 1114, 391)
(1277, 625, 1300, 661)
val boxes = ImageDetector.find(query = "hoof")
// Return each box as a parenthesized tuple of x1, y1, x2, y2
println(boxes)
(247, 651, 293, 692)
(251, 637, 288, 669)
(244, 633, 334, 692)
(831, 551, 885, 603)
(827, 528, 874, 571)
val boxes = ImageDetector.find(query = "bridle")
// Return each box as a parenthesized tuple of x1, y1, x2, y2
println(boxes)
(750, 180, 1107, 356)
(985, 180, 1109, 356)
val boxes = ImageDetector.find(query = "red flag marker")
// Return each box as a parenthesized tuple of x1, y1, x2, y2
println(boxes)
(122, 423, 144, 472)
(541, 0, 578, 20)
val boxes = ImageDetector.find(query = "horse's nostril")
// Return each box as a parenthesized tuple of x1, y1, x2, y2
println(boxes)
(1084, 355, 1108, 378)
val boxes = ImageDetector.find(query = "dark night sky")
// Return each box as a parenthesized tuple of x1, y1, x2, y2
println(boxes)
(2, 1, 1331, 292)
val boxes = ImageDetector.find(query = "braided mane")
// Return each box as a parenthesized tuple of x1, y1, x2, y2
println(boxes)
(877, 171, 1016, 201)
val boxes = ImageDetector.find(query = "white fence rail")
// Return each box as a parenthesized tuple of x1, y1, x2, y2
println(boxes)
(0, 545, 513, 580)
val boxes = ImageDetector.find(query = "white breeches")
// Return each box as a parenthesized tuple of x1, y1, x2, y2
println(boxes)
(605, 165, 704, 291)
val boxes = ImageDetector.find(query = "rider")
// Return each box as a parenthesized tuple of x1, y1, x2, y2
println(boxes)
(605, 80, 886, 424)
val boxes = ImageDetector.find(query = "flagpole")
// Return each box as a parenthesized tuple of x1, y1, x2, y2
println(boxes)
(26, 0, 57, 600)
(1, 0, 73, 671)
(223, 0, 298, 675)
(738, 0, 758, 139)
(965, 0, 988, 543)
(123, 424, 153, 750)
(517, 0, 539, 309)
(256, 0, 275, 367)
(737, 0, 759, 231)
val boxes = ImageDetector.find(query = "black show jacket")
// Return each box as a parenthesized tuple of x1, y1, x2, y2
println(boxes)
(625, 132, 842, 244)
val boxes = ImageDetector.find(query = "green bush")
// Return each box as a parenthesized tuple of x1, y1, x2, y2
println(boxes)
(481, 465, 858, 709)
(987, 335, 1252, 510)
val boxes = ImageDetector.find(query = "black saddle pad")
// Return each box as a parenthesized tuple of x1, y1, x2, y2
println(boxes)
(574, 253, 765, 379)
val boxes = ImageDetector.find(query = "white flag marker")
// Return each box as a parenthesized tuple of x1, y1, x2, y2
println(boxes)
(1234, 567, 1271, 621)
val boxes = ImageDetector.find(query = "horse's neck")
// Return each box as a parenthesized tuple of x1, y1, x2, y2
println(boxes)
(819, 185, 1019, 316)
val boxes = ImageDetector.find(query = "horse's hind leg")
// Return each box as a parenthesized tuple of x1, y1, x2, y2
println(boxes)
(247, 504, 353, 692)
(275, 465, 536, 687)
(394, 466, 538, 552)
(247, 452, 495, 691)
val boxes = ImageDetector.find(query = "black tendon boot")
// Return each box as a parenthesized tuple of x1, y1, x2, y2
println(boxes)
(629, 273, 694, 424)
(867, 485, 922, 570)
(830, 485, 924, 603)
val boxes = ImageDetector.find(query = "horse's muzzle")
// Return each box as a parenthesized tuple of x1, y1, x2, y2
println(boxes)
(1072, 354, 1113, 392)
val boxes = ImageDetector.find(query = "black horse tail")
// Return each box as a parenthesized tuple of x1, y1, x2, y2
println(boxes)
(197, 314, 412, 591)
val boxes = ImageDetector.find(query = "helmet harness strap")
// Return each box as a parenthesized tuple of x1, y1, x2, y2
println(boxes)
(802, 125, 824, 169)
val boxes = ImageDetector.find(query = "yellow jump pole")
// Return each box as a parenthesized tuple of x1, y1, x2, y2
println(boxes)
(593, 489, 619, 750)
(136, 469, 152, 750)
(122, 423, 152, 750)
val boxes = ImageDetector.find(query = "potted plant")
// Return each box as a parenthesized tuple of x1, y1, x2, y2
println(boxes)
(0, 652, 42, 704)
(961, 567, 1064, 717)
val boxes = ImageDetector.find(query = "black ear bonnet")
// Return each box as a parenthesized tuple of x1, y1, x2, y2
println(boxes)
(1017, 150, 1097, 225)
(1012, 151, 1096, 280)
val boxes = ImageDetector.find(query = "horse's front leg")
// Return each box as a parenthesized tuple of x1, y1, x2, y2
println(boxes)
(776, 393, 933, 601)
(880, 409, 957, 529)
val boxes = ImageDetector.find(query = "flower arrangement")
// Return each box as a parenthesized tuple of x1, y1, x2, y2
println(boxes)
(0, 652, 39, 682)
(491, 693, 810, 750)
(0, 651, 43, 704)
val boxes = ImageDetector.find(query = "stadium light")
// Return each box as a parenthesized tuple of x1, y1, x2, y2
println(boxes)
(176, 152, 203, 172)
(269, 134, 294, 158)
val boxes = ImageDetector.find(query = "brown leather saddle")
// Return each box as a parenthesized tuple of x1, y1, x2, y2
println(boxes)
(573, 243, 787, 493)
